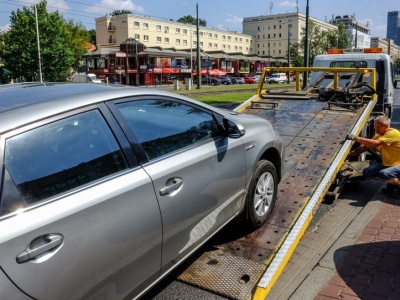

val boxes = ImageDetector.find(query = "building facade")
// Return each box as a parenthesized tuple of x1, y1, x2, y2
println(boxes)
(387, 11, 400, 46)
(330, 14, 371, 48)
(96, 14, 253, 54)
(243, 13, 337, 61)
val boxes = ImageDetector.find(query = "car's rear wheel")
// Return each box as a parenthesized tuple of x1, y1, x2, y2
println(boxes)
(245, 160, 277, 228)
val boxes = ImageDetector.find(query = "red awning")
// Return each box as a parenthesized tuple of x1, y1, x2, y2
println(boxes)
(209, 69, 226, 77)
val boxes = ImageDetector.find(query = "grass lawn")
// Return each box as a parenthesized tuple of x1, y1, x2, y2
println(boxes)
(167, 83, 295, 106)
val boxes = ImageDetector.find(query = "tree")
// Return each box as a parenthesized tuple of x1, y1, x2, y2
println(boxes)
(88, 29, 96, 45)
(4, 0, 74, 81)
(64, 20, 91, 71)
(177, 15, 207, 27)
(288, 43, 304, 67)
(110, 10, 132, 16)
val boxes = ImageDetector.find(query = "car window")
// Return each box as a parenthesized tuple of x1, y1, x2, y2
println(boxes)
(115, 99, 220, 160)
(3, 110, 128, 211)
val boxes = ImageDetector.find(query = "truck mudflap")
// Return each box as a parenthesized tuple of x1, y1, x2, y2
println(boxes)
(177, 67, 377, 300)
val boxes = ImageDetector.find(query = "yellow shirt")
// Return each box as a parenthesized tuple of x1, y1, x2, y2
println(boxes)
(374, 128, 400, 166)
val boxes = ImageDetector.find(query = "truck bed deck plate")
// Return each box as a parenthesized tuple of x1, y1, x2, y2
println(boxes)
(178, 98, 365, 299)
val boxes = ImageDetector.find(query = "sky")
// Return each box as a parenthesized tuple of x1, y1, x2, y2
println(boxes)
(0, 0, 398, 39)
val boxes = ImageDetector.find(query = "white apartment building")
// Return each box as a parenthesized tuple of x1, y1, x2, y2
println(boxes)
(243, 13, 337, 58)
(96, 14, 253, 54)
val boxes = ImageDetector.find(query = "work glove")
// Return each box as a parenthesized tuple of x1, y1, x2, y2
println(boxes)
(346, 133, 357, 141)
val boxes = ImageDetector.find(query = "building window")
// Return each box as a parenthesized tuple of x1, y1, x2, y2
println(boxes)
(246, 39, 249, 42)
(193, 41, 196, 46)
(183, 29, 187, 35)
(214, 43, 217, 49)
(279, 25, 281, 29)
(157, 36, 161, 43)
(227, 36, 231, 41)
(273, 34, 276, 38)
(208, 42, 212, 48)
(164, 26, 169, 33)
(134, 21, 139, 28)
(234, 37, 238, 42)
(134, 34, 140, 40)
(176, 39, 181, 45)
(279, 33, 281, 38)
(239, 46, 242, 51)
(227, 45, 231, 50)
(222, 35, 226, 40)
(208, 33, 212, 38)
(183, 40, 187, 46)
(156, 25, 161, 31)
(214, 34, 218, 39)
(263, 50, 265, 55)
(222, 44, 226, 50)
(234, 46, 238, 51)
(279, 50, 281, 54)
(176, 28, 180, 34)
(144, 35, 149, 41)
(239, 38, 242, 42)
(274, 25, 276, 29)
(143, 23, 149, 29)
(200, 42, 203, 47)
(164, 37, 169, 43)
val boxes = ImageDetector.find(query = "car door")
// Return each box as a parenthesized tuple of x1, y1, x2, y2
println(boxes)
(111, 97, 248, 272)
(0, 108, 162, 300)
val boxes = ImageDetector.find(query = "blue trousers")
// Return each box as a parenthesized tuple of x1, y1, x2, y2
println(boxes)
(363, 163, 400, 180)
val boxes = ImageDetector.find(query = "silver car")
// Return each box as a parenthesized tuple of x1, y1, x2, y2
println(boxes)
(0, 83, 283, 300)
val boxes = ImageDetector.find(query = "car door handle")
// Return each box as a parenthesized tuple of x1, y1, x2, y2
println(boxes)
(16, 234, 63, 264)
(159, 178, 183, 196)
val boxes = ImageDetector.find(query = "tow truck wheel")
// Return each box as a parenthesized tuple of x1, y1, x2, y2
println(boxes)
(245, 160, 277, 228)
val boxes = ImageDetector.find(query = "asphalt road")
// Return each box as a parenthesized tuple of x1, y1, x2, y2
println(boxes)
(141, 87, 400, 300)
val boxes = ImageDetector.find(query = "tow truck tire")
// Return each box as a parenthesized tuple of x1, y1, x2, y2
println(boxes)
(245, 160, 277, 228)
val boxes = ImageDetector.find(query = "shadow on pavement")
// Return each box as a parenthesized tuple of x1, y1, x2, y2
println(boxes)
(332, 240, 400, 299)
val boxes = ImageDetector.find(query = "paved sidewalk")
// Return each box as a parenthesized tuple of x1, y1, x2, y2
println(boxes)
(315, 194, 400, 300)
(269, 176, 400, 300)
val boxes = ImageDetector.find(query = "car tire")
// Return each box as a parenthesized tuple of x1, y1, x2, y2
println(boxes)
(244, 160, 277, 228)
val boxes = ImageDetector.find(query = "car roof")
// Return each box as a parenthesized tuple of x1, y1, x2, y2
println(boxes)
(0, 82, 198, 133)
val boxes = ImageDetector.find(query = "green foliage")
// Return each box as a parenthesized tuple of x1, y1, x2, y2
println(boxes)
(64, 20, 91, 70)
(177, 15, 207, 27)
(110, 10, 132, 16)
(88, 29, 96, 45)
(3, 0, 85, 81)
(289, 43, 304, 67)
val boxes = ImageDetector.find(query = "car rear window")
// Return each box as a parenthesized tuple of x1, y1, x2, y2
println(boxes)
(2, 110, 128, 214)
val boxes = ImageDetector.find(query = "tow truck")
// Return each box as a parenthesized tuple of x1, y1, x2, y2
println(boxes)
(176, 48, 394, 300)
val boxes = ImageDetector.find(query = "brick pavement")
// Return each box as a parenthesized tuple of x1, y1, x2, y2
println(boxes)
(315, 194, 400, 300)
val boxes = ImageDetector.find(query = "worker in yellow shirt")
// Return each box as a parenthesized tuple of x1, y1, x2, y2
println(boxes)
(347, 115, 400, 197)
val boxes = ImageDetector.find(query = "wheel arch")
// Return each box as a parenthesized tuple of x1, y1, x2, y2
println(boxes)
(259, 147, 282, 183)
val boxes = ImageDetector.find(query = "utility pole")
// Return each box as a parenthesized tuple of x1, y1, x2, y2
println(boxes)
(303, 0, 309, 89)
(196, 3, 201, 89)
(34, 1, 43, 82)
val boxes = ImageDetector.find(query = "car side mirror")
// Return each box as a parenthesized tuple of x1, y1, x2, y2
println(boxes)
(223, 118, 245, 138)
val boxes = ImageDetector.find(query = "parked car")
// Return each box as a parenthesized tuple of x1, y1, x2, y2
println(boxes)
(252, 75, 261, 83)
(231, 77, 245, 84)
(219, 76, 233, 85)
(0, 82, 283, 300)
(243, 76, 257, 84)
(201, 76, 221, 85)
(268, 73, 288, 84)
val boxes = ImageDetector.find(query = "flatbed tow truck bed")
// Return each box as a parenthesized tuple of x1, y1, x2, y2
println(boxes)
(177, 68, 378, 300)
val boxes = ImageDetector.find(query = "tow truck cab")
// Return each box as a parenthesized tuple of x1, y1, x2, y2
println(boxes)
(311, 48, 395, 118)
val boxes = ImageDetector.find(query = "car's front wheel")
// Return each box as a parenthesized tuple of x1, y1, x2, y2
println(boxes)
(244, 160, 277, 228)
